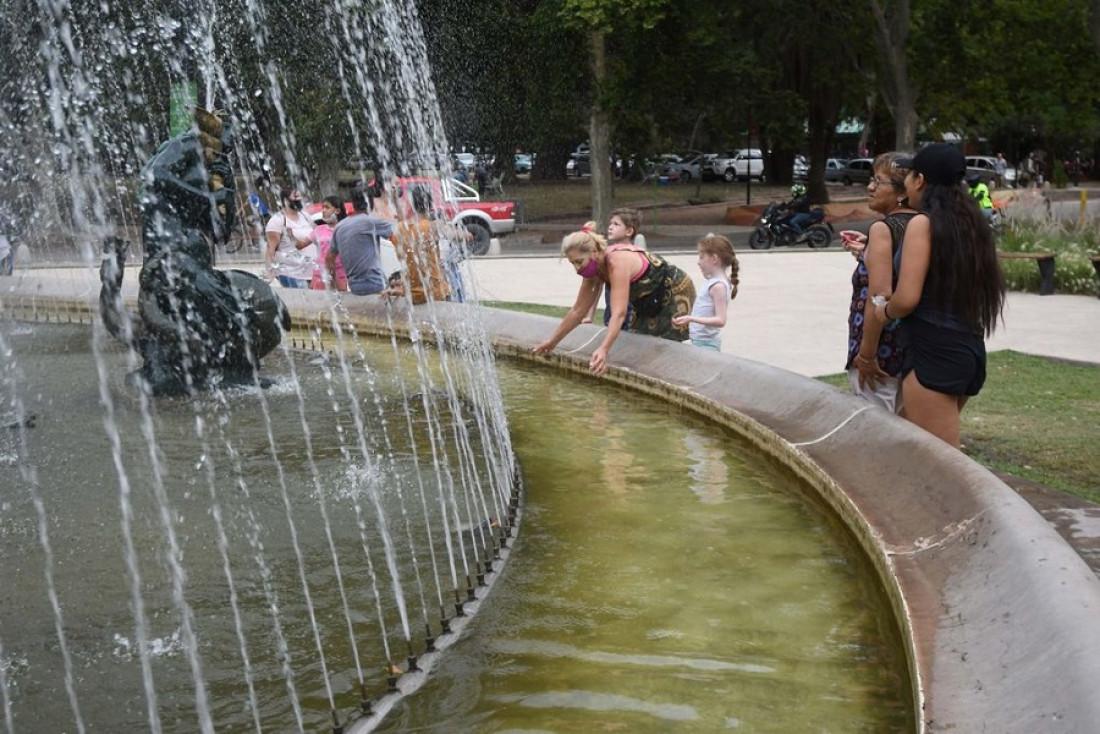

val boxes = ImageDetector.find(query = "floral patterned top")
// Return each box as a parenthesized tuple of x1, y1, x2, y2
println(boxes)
(845, 212, 916, 375)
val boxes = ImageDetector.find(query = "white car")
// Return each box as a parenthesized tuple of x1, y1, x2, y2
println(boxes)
(822, 158, 849, 182)
(966, 156, 1017, 188)
(705, 148, 765, 182)
(665, 152, 713, 182)
(793, 155, 809, 180)
(453, 152, 476, 171)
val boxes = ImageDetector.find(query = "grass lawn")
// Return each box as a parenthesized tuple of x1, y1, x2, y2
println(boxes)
(819, 352, 1100, 502)
(483, 301, 570, 318)
(504, 178, 791, 221)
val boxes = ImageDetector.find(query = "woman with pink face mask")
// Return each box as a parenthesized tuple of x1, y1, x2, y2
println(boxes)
(532, 214, 695, 376)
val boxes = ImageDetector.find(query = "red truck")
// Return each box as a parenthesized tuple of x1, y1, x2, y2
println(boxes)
(364, 176, 515, 255)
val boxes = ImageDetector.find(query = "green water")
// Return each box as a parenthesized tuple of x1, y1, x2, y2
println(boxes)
(0, 324, 911, 731)
(380, 363, 913, 732)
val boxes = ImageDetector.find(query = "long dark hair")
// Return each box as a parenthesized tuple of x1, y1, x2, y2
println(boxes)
(919, 183, 1005, 336)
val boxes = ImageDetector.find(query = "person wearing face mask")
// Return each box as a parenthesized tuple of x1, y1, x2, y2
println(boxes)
(264, 186, 317, 288)
(532, 218, 695, 376)
(309, 195, 348, 291)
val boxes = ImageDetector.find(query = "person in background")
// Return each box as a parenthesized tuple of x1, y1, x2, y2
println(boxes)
(264, 187, 317, 288)
(383, 186, 450, 304)
(247, 177, 271, 220)
(966, 173, 995, 225)
(672, 233, 738, 351)
(870, 143, 1005, 447)
(993, 153, 1008, 189)
(839, 152, 917, 413)
(474, 160, 489, 196)
(533, 216, 695, 376)
(328, 183, 395, 296)
(309, 195, 348, 291)
(584, 208, 651, 326)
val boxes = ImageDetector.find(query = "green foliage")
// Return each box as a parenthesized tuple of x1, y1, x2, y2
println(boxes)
(560, 0, 672, 31)
(1052, 159, 1070, 188)
(998, 220, 1100, 295)
(913, 0, 1100, 158)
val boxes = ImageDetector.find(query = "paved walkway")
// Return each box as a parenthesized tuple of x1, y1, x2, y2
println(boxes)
(467, 249, 1100, 377)
(9, 247, 1100, 377)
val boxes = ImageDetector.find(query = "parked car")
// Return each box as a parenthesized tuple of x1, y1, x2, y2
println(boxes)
(666, 152, 713, 183)
(822, 158, 849, 182)
(965, 156, 1016, 188)
(705, 148, 765, 182)
(453, 152, 476, 171)
(566, 153, 590, 177)
(514, 153, 534, 174)
(567, 153, 626, 178)
(836, 158, 874, 186)
(793, 155, 809, 181)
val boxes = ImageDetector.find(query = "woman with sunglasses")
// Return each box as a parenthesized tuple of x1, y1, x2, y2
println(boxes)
(839, 152, 918, 413)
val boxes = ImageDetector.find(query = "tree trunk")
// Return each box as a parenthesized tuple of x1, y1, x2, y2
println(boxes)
(589, 30, 613, 228)
(870, 0, 918, 151)
(893, 80, 919, 151)
(806, 103, 833, 203)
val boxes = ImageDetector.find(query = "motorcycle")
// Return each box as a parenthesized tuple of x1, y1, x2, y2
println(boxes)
(749, 202, 835, 249)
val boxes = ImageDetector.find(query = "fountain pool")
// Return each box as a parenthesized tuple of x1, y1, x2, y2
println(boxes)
(0, 321, 911, 731)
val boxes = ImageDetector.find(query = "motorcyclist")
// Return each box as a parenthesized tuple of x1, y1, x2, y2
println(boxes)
(967, 173, 995, 224)
(779, 183, 814, 236)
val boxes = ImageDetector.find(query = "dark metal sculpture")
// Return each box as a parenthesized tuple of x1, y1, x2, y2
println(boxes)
(99, 108, 290, 395)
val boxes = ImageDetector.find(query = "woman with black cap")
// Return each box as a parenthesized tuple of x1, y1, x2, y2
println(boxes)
(870, 142, 1005, 447)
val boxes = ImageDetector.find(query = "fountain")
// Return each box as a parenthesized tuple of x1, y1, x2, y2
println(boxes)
(4, 0, 1100, 732)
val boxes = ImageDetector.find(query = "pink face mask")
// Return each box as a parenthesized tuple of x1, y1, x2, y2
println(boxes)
(576, 257, 600, 279)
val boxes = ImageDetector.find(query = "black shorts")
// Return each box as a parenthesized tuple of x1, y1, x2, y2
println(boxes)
(899, 317, 987, 396)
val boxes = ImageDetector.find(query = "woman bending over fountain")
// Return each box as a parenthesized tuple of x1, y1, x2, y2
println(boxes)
(869, 143, 1005, 447)
(533, 210, 695, 376)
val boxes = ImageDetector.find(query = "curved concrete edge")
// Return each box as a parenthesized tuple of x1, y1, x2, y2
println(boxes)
(6, 281, 1100, 731)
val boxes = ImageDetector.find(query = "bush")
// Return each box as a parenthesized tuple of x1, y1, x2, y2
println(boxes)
(1052, 158, 1069, 189)
(998, 220, 1100, 296)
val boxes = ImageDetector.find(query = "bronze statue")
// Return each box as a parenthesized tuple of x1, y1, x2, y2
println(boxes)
(100, 108, 290, 395)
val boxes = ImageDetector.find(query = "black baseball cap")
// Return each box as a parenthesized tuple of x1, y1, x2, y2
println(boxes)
(895, 143, 966, 186)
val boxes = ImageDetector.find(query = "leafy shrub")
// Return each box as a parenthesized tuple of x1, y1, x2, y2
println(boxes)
(998, 220, 1100, 296)
(1052, 158, 1069, 189)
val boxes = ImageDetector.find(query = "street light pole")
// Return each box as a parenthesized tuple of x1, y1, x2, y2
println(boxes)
(745, 114, 752, 206)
